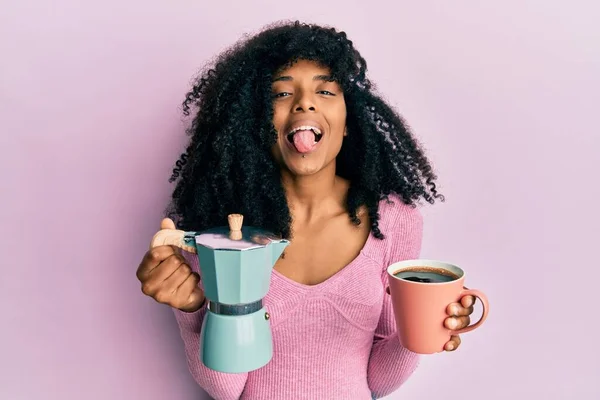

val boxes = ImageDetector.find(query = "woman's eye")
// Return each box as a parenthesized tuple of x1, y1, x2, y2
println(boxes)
(318, 90, 335, 96)
(273, 92, 292, 98)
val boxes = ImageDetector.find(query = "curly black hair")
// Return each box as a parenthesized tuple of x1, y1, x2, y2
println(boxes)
(166, 20, 444, 240)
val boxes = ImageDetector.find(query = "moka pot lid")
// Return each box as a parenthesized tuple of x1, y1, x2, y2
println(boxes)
(193, 214, 285, 251)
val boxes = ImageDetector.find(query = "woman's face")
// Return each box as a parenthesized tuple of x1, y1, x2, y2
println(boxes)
(270, 60, 347, 176)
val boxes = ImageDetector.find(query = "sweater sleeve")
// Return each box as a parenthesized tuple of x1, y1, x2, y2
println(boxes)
(172, 250, 248, 400)
(367, 204, 423, 398)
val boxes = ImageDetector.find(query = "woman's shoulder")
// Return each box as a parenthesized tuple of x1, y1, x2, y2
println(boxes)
(360, 193, 424, 268)
(376, 192, 423, 236)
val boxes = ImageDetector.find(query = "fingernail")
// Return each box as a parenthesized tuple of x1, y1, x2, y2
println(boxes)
(447, 343, 454, 351)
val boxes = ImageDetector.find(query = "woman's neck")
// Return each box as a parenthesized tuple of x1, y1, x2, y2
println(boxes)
(281, 165, 349, 225)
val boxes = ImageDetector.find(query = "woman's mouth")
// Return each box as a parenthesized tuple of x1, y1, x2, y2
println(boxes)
(285, 124, 323, 154)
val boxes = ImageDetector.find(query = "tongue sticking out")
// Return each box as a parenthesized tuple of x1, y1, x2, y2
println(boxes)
(292, 130, 318, 154)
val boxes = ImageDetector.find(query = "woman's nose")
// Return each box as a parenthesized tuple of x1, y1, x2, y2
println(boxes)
(293, 93, 317, 112)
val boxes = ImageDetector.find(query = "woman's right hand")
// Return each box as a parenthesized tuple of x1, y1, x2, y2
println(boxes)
(136, 220, 205, 313)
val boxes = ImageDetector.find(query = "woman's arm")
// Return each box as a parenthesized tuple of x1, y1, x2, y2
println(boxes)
(172, 250, 248, 400)
(367, 205, 423, 398)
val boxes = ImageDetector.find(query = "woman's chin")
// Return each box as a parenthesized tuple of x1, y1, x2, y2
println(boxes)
(289, 164, 322, 176)
(281, 155, 332, 177)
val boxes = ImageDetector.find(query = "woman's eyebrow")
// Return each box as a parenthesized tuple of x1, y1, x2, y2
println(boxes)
(272, 75, 333, 82)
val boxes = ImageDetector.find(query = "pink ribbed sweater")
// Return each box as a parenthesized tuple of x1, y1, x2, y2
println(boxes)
(173, 195, 423, 400)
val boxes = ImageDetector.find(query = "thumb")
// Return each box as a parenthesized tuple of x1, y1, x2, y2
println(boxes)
(160, 218, 176, 230)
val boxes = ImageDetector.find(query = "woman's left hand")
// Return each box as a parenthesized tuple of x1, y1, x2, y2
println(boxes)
(443, 295, 475, 351)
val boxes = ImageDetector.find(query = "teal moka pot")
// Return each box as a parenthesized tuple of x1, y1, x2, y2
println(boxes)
(183, 214, 289, 373)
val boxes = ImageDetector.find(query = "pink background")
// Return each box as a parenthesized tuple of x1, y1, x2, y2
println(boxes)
(1, 0, 598, 399)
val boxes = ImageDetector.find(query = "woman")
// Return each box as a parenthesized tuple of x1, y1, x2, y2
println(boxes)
(136, 21, 475, 400)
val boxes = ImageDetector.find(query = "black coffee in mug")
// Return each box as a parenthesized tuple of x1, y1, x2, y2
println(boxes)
(394, 267, 459, 283)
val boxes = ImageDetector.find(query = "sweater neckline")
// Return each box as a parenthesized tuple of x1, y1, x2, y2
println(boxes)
(271, 229, 377, 291)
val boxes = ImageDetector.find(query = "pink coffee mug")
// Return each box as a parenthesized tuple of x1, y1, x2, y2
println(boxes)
(386, 259, 489, 354)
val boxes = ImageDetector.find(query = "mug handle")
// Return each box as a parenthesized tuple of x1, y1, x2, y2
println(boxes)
(450, 287, 489, 335)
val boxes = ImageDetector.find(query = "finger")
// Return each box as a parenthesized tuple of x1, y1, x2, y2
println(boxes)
(160, 218, 176, 230)
(140, 254, 185, 297)
(461, 295, 476, 308)
(177, 271, 200, 292)
(149, 253, 186, 282)
(175, 273, 205, 312)
(444, 315, 471, 330)
(446, 302, 474, 317)
(162, 261, 194, 294)
(136, 246, 177, 281)
(444, 335, 461, 351)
